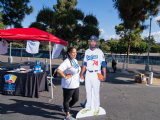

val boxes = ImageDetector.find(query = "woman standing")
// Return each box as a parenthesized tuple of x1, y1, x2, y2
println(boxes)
(112, 60, 117, 73)
(57, 47, 81, 120)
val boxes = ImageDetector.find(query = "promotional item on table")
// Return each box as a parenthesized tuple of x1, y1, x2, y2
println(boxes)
(34, 60, 42, 73)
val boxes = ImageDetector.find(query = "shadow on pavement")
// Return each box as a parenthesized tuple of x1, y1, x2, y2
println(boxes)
(1, 99, 79, 119)
(103, 72, 136, 84)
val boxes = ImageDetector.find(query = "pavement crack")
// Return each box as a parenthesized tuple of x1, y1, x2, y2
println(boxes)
(115, 87, 128, 99)
(147, 101, 159, 105)
(112, 112, 118, 119)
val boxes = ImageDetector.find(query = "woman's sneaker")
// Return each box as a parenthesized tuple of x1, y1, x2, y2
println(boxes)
(64, 115, 76, 120)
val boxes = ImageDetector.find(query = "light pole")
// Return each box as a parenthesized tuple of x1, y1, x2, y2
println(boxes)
(145, 17, 152, 71)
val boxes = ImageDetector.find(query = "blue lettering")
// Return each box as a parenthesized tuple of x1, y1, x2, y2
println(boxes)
(86, 55, 98, 61)
(3, 84, 15, 91)
(30, 42, 36, 46)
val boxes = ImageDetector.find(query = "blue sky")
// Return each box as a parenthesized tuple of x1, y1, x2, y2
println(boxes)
(22, 0, 160, 43)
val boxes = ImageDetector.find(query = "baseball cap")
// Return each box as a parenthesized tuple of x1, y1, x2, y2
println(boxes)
(90, 35, 98, 42)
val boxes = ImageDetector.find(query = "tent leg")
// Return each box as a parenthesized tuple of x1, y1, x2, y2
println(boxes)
(49, 41, 54, 99)
(8, 43, 13, 63)
(20, 44, 23, 68)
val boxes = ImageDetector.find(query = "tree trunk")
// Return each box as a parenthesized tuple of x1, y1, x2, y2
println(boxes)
(127, 32, 131, 58)
(127, 32, 131, 69)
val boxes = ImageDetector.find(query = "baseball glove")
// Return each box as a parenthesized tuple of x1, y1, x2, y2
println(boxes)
(97, 73, 104, 81)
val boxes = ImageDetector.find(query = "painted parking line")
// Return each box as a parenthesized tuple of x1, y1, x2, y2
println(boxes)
(155, 72, 160, 74)
(108, 69, 113, 73)
(145, 72, 150, 74)
(145, 84, 160, 87)
(133, 71, 141, 73)
(121, 70, 129, 73)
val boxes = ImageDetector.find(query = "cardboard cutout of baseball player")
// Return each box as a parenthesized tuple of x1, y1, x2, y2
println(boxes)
(76, 35, 106, 118)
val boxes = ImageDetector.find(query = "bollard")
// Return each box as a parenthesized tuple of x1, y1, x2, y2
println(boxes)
(8, 56, 13, 63)
(27, 57, 30, 62)
(45, 58, 49, 71)
(148, 72, 153, 84)
(122, 63, 125, 70)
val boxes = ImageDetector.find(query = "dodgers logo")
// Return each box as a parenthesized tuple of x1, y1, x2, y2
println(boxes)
(4, 74, 17, 83)
(30, 40, 36, 46)
(2, 40, 7, 47)
(86, 55, 98, 61)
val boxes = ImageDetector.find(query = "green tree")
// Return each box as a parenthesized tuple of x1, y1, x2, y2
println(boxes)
(0, 9, 7, 29)
(130, 42, 148, 54)
(151, 44, 160, 53)
(99, 39, 105, 44)
(115, 22, 143, 50)
(31, 4, 84, 48)
(1, 0, 33, 27)
(107, 40, 119, 53)
(99, 43, 110, 53)
(113, 0, 160, 60)
(29, 22, 47, 31)
(118, 40, 128, 54)
(80, 14, 100, 50)
(142, 35, 156, 46)
(29, 0, 100, 51)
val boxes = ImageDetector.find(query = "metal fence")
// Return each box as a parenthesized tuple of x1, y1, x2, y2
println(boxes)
(3, 48, 160, 65)
(105, 57, 160, 65)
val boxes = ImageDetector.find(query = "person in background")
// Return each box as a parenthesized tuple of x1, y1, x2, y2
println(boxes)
(112, 60, 117, 73)
(56, 47, 81, 120)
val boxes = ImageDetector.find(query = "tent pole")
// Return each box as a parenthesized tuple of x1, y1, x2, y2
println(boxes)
(49, 41, 53, 99)
(10, 43, 11, 57)
(20, 43, 23, 68)
(8, 42, 13, 63)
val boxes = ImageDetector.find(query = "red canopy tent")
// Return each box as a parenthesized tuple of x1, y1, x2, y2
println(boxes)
(0, 27, 67, 46)
(0, 27, 67, 99)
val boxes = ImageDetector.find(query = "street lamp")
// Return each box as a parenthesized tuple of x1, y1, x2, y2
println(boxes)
(145, 17, 152, 71)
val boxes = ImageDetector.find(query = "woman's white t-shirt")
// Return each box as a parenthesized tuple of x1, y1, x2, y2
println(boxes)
(58, 58, 81, 89)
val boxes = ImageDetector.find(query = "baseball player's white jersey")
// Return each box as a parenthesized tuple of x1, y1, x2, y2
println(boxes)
(83, 48, 105, 110)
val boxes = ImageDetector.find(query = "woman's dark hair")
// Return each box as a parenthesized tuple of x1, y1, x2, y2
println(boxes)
(67, 47, 76, 66)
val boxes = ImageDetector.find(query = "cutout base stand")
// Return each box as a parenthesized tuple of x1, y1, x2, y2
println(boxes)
(76, 107, 106, 119)
(76, 88, 106, 119)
